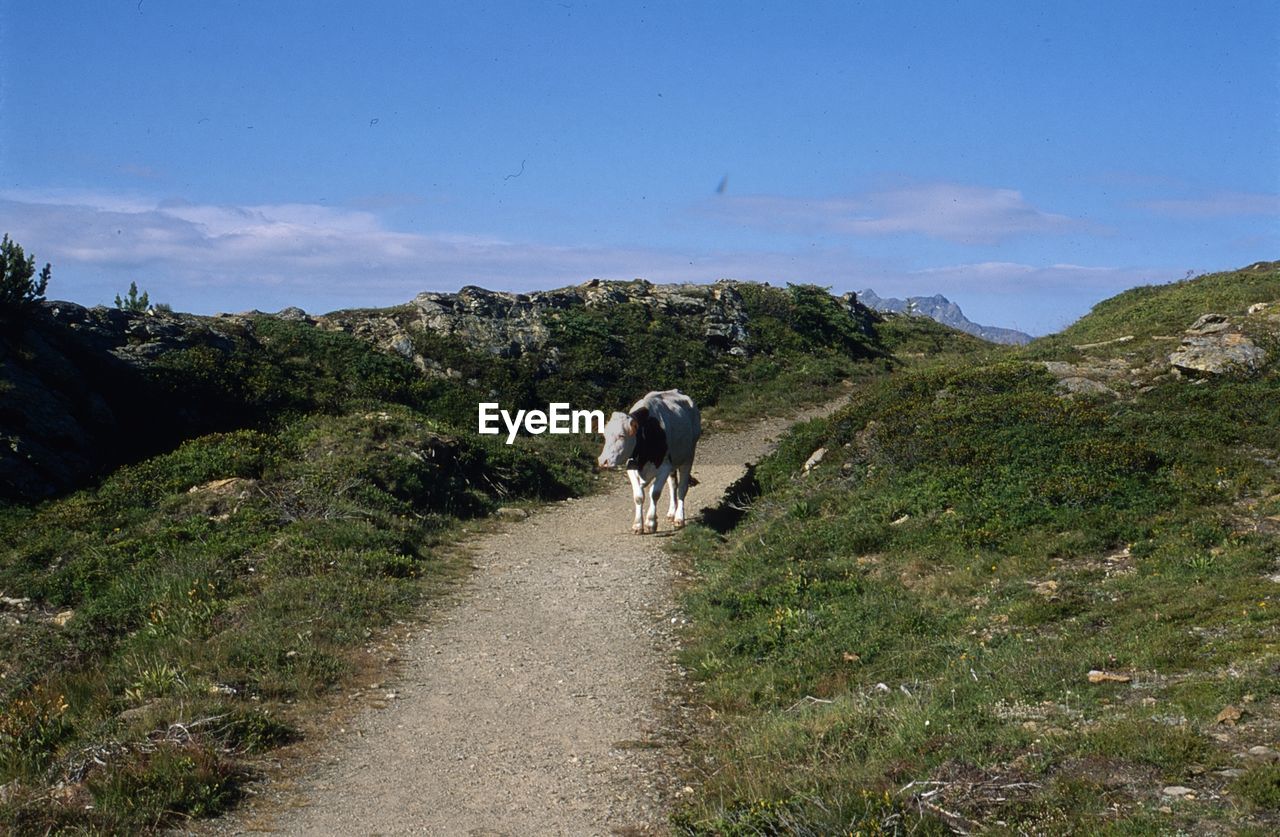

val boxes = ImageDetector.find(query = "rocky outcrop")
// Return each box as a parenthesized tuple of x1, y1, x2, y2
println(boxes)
(2, 281, 878, 501)
(1169, 311, 1273, 378)
(1040, 299, 1279, 397)
(1, 304, 258, 501)
(316, 279, 825, 373)
(1040, 358, 1144, 399)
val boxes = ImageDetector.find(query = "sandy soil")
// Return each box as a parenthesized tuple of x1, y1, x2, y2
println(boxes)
(206, 404, 836, 836)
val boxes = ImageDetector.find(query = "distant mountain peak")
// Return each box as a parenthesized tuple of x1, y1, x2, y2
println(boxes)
(858, 289, 1032, 345)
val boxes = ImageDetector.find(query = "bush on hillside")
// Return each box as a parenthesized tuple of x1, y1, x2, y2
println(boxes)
(0, 234, 51, 312)
(114, 282, 150, 312)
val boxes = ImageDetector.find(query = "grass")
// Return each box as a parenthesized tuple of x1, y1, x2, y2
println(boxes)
(0, 407, 590, 831)
(1024, 260, 1280, 363)
(0, 280, 896, 831)
(671, 264, 1280, 834)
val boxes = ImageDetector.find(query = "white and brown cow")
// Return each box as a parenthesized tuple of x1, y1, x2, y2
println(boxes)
(597, 389, 701, 534)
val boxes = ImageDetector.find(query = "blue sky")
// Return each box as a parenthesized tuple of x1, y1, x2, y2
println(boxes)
(1, 1, 1277, 334)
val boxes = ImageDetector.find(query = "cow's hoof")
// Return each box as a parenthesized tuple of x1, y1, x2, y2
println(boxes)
(673, 518, 686, 529)
(666, 512, 676, 521)
(632, 524, 645, 535)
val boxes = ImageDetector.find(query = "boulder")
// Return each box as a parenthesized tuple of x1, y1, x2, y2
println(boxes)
(802, 447, 828, 473)
(1169, 315, 1267, 376)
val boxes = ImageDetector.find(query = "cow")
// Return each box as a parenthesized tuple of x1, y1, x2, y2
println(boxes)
(597, 389, 701, 534)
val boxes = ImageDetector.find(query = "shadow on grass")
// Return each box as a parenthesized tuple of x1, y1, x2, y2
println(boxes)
(698, 464, 761, 535)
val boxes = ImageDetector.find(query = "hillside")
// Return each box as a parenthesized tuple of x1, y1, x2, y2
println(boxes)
(1037, 260, 1280, 353)
(5, 262, 1278, 833)
(0, 279, 900, 832)
(1, 280, 884, 503)
(672, 262, 1280, 833)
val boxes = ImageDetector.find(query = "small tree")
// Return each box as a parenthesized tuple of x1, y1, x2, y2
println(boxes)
(115, 281, 150, 312)
(0, 234, 51, 311)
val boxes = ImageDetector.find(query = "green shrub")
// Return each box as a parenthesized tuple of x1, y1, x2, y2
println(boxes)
(0, 234, 51, 311)
(114, 281, 150, 312)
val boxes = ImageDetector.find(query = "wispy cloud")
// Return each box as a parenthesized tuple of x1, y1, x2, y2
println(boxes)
(0, 189, 846, 311)
(117, 163, 163, 181)
(1140, 190, 1280, 218)
(709, 181, 1095, 244)
(909, 261, 1150, 290)
(0, 188, 1158, 335)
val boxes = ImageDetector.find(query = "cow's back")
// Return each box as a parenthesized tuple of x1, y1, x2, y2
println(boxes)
(631, 389, 700, 465)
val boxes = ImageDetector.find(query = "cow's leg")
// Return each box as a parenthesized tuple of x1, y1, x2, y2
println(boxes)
(673, 458, 693, 528)
(666, 473, 679, 521)
(646, 461, 674, 533)
(627, 469, 646, 534)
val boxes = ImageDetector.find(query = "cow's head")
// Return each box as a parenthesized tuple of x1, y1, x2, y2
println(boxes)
(597, 410, 639, 469)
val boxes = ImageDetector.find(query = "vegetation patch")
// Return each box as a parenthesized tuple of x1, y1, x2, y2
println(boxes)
(673, 266, 1280, 834)
(0, 405, 588, 830)
(1, 277, 900, 830)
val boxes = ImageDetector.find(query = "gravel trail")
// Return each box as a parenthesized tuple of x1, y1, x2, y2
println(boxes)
(218, 405, 835, 836)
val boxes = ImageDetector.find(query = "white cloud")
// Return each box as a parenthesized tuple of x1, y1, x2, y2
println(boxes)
(0, 188, 1158, 335)
(709, 181, 1094, 244)
(909, 260, 1152, 290)
(1140, 190, 1280, 218)
(0, 189, 847, 311)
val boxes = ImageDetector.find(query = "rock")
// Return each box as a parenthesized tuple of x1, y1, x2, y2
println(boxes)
(1161, 785, 1194, 798)
(802, 447, 828, 473)
(1056, 376, 1119, 398)
(1073, 335, 1134, 350)
(1170, 332, 1267, 376)
(51, 609, 74, 626)
(1214, 705, 1245, 726)
(188, 477, 255, 496)
(1040, 360, 1130, 399)
(317, 280, 875, 376)
(854, 421, 882, 458)
(117, 701, 162, 723)
(389, 335, 415, 359)
(1032, 580, 1060, 598)
(2, 303, 263, 501)
(1187, 313, 1232, 335)
(185, 477, 257, 518)
(1087, 670, 1132, 684)
(494, 507, 530, 521)
(1245, 745, 1280, 764)
(1169, 313, 1269, 377)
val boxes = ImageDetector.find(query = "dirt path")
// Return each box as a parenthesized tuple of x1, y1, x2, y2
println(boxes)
(222, 405, 835, 836)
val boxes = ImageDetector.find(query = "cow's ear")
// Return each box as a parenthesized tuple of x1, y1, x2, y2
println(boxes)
(626, 406, 648, 437)
(624, 417, 638, 437)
